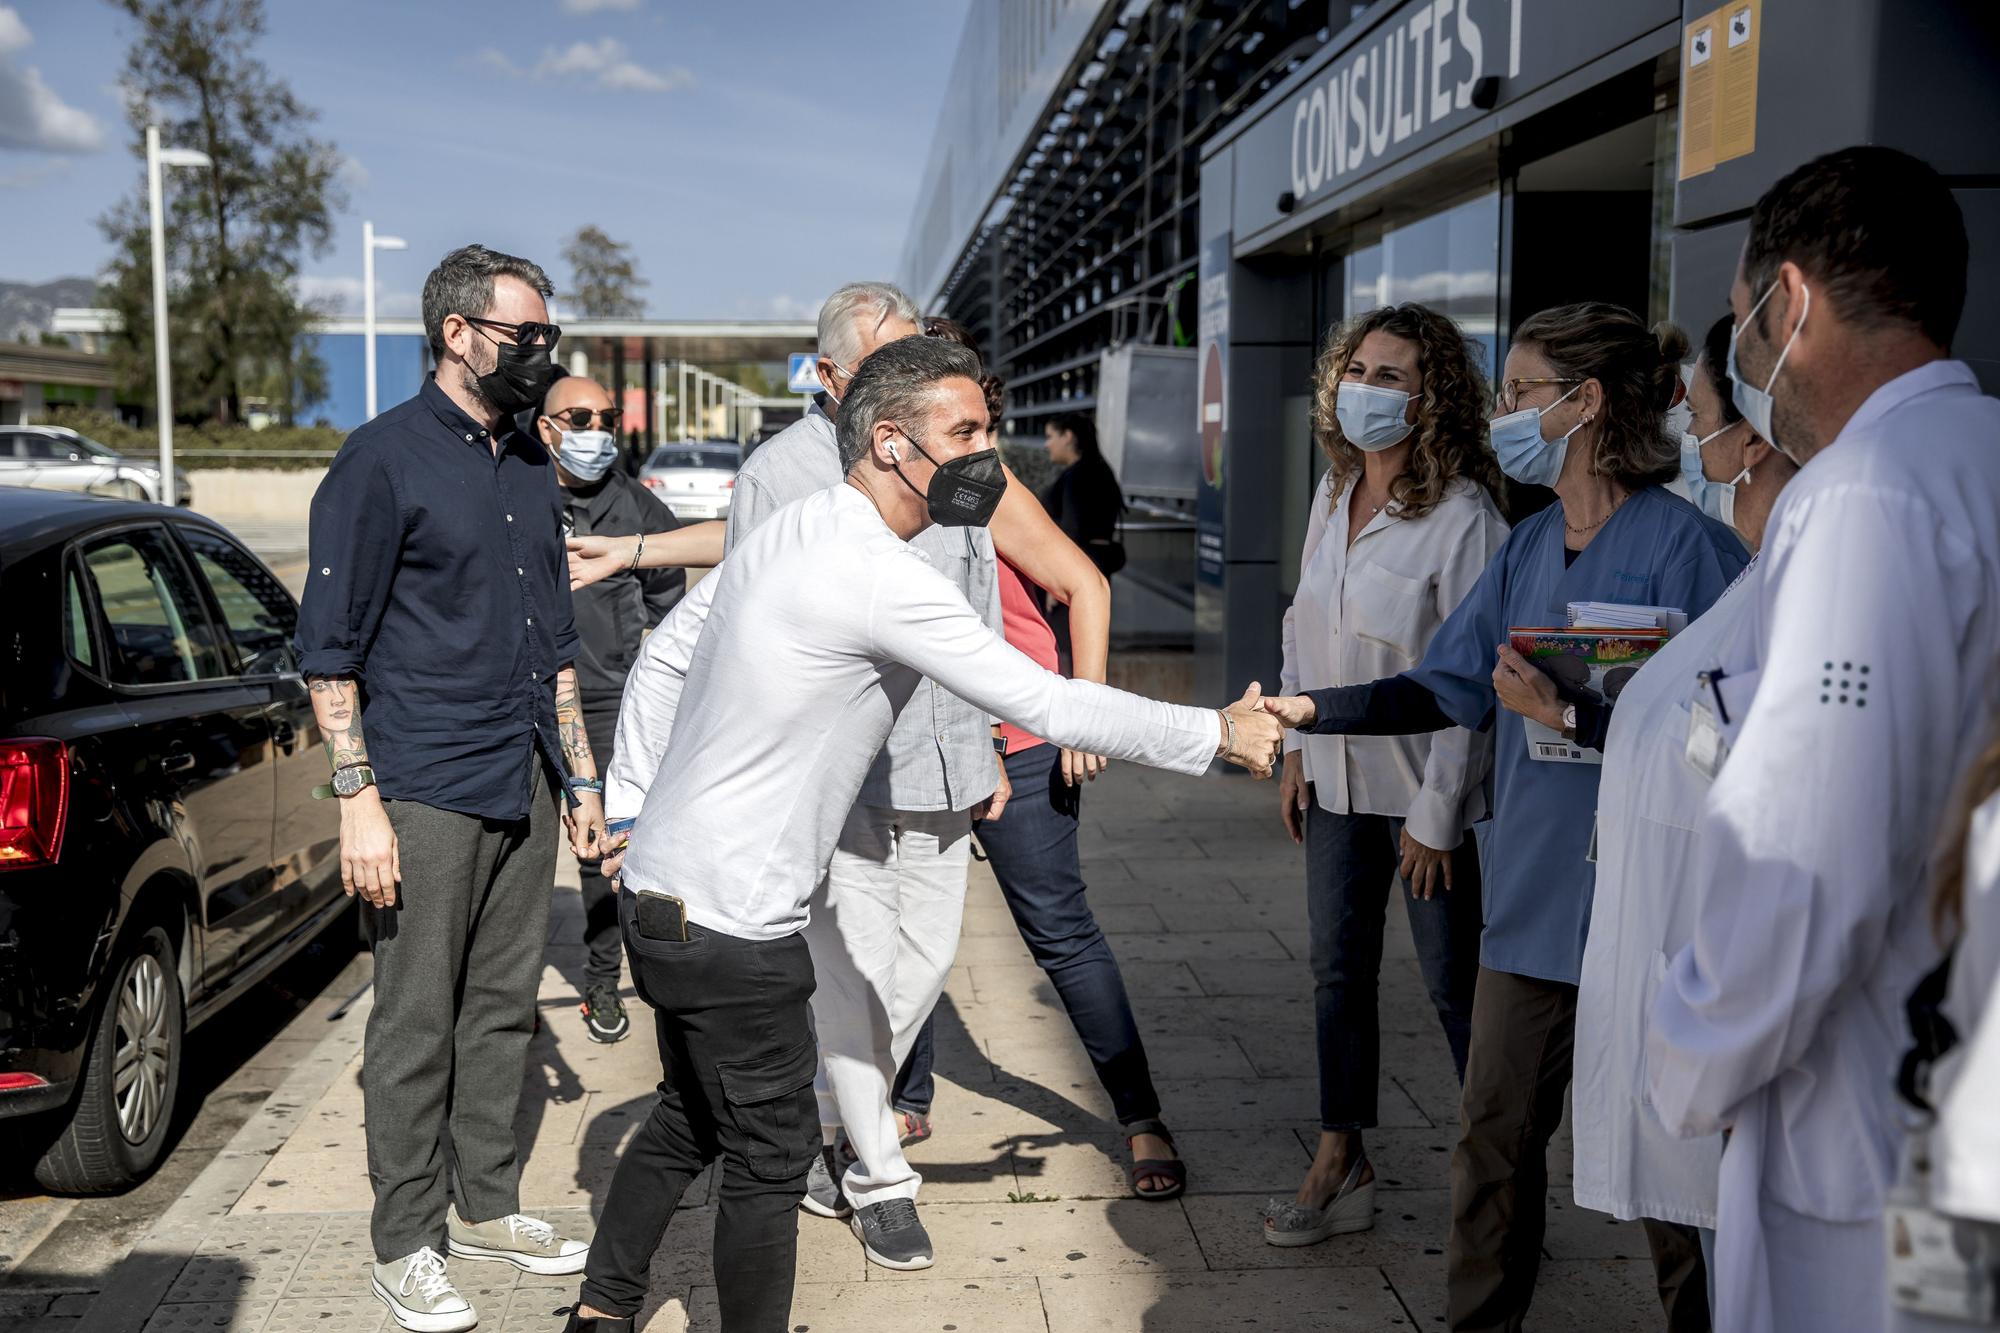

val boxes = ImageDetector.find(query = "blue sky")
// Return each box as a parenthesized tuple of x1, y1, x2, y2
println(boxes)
(0, 0, 970, 320)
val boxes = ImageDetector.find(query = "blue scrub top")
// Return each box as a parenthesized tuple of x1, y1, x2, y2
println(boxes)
(1409, 485, 1747, 985)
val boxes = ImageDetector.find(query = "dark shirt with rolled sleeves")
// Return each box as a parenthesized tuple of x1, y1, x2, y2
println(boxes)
(294, 376, 579, 820)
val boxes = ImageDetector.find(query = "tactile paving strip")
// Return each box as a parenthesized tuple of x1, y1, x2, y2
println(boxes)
(140, 1298, 275, 1332)
(261, 1295, 388, 1332)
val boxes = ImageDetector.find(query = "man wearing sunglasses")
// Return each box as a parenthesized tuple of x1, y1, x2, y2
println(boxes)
(296, 244, 603, 1333)
(534, 374, 684, 1044)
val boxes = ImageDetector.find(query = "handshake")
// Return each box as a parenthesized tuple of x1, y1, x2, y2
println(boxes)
(1213, 683, 1317, 778)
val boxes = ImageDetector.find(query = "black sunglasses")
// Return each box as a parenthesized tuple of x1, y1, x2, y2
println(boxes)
(466, 316, 562, 348)
(544, 406, 624, 431)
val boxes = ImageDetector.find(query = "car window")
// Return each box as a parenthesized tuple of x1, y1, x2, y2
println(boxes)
(17, 434, 68, 461)
(181, 527, 297, 675)
(655, 449, 739, 470)
(78, 529, 229, 686)
(63, 563, 97, 671)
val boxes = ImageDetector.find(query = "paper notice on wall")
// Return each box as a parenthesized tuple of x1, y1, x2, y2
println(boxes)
(1679, 0, 1761, 179)
(1679, 10, 1720, 179)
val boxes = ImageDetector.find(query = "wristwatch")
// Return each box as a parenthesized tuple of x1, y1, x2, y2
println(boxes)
(312, 764, 377, 800)
(1560, 704, 1579, 741)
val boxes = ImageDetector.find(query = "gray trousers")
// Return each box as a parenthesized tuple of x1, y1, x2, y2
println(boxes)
(364, 761, 557, 1262)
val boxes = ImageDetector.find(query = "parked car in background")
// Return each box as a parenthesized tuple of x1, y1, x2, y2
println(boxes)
(0, 424, 193, 507)
(639, 441, 742, 522)
(0, 489, 341, 1193)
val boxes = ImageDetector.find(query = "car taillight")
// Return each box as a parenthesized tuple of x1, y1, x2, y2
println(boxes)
(723, 478, 736, 490)
(0, 739, 69, 870)
(642, 477, 664, 490)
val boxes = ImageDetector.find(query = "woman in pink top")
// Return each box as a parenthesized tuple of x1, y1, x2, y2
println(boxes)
(892, 321, 1185, 1199)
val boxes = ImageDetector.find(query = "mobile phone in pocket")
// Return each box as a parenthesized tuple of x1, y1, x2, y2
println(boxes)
(635, 892, 689, 942)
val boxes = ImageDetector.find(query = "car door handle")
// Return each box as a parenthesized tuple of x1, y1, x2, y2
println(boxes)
(271, 720, 297, 749)
(161, 746, 196, 775)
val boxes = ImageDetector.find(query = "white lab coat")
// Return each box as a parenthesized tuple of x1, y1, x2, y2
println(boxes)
(1890, 788, 2000, 1331)
(1573, 570, 1754, 1228)
(1279, 472, 1508, 848)
(1647, 361, 2000, 1333)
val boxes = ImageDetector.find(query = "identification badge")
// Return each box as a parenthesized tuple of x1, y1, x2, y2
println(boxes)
(1685, 667, 1759, 780)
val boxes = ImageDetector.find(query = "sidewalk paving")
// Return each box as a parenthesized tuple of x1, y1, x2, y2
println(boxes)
(122, 764, 1659, 1332)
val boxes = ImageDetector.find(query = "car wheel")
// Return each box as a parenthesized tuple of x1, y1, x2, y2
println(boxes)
(33, 924, 185, 1194)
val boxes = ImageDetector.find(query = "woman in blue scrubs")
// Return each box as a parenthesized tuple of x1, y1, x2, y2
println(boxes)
(1262, 302, 1747, 1332)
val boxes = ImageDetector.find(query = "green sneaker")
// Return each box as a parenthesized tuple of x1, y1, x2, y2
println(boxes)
(371, 1246, 475, 1333)
(446, 1203, 589, 1274)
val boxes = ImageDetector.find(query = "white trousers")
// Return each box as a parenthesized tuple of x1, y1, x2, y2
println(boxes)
(802, 803, 971, 1209)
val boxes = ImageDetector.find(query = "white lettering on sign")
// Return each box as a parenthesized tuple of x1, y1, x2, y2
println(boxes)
(1291, 0, 1520, 207)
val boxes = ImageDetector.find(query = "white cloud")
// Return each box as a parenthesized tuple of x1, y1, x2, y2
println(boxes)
(0, 6, 106, 153)
(560, 0, 643, 12)
(474, 37, 690, 94)
(338, 154, 369, 190)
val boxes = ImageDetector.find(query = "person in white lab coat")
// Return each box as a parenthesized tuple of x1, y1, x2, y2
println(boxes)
(1645, 145, 2000, 1333)
(1265, 302, 1508, 1246)
(1572, 312, 1798, 1332)
(1890, 737, 2000, 1331)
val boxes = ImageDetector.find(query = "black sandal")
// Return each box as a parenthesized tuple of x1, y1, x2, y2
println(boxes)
(1123, 1118, 1188, 1201)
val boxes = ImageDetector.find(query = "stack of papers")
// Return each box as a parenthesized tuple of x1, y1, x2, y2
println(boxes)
(1567, 601, 1689, 635)
(1508, 624, 1674, 765)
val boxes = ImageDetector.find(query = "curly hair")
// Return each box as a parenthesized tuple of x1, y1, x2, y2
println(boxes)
(924, 315, 1006, 424)
(1511, 302, 1690, 490)
(1312, 303, 1502, 520)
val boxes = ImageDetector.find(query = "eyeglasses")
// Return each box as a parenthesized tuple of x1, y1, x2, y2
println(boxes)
(543, 406, 624, 431)
(465, 316, 562, 349)
(1499, 376, 1582, 412)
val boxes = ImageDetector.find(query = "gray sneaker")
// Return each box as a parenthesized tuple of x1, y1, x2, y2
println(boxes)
(849, 1197, 935, 1270)
(801, 1144, 852, 1219)
(370, 1246, 475, 1333)
(445, 1203, 589, 1274)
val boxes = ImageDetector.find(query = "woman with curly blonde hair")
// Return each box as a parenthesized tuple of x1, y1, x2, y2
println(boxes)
(1263, 303, 1508, 1247)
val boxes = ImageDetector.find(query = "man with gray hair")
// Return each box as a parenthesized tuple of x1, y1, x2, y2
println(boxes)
(724, 280, 1009, 1268)
(564, 335, 1281, 1333)
(297, 244, 602, 1332)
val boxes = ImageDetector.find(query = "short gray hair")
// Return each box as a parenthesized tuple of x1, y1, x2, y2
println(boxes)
(423, 244, 555, 358)
(817, 281, 922, 369)
(835, 336, 983, 472)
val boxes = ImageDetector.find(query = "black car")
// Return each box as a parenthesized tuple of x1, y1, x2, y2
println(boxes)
(0, 488, 342, 1192)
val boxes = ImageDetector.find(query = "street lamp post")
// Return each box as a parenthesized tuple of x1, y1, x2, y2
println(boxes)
(363, 221, 408, 421)
(146, 125, 212, 505)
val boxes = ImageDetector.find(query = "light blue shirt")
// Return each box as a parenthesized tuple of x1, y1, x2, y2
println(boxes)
(1409, 485, 1747, 984)
(727, 399, 1003, 812)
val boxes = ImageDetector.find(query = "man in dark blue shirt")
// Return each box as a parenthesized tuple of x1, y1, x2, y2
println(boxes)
(295, 244, 605, 1333)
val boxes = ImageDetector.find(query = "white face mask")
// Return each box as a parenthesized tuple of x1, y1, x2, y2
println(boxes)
(555, 427, 618, 482)
(1334, 381, 1415, 452)
(1728, 278, 1810, 461)
(1681, 424, 1745, 526)
(1490, 382, 1584, 487)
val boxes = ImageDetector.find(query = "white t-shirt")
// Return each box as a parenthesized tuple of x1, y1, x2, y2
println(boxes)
(610, 483, 1221, 940)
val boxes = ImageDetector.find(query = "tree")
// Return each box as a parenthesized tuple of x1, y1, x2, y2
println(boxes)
(562, 226, 648, 319)
(98, 0, 345, 426)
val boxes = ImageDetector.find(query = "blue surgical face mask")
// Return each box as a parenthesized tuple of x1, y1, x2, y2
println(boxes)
(1334, 381, 1415, 452)
(1489, 382, 1583, 487)
(1727, 278, 1809, 460)
(1681, 425, 1738, 523)
(555, 427, 618, 482)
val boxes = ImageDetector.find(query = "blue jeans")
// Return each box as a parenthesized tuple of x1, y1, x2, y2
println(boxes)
(1306, 800, 1481, 1132)
(894, 742, 1161, 1126)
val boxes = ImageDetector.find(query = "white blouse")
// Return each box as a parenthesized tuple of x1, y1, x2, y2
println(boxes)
(1279, 470, 1509, 848)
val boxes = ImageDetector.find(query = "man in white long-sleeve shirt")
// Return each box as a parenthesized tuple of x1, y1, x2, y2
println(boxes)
(565, 335, 1282, 1333)
(1645, 146, 2000, 1333)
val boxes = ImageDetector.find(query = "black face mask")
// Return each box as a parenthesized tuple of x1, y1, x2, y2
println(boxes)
(892, 430, 1006, 528)
(470, 326, 558, 416)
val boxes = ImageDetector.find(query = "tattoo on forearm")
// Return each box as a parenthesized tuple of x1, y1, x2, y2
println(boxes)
(554, 670, 596, 779)
(308, 676, 369, 769)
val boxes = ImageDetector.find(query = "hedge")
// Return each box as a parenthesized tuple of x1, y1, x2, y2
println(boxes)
(44, 408, 343, 470)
